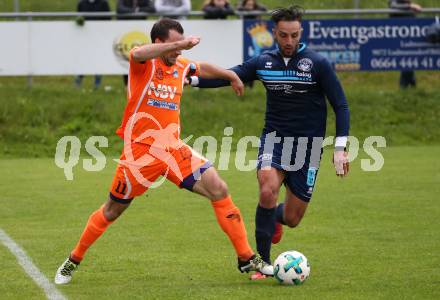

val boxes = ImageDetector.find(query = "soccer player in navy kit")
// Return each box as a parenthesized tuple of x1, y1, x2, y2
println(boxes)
(191, 6, 350, 279)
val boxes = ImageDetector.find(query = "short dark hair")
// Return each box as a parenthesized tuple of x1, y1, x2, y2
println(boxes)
(271, 5, 304, 24)
(150, 18, 184, 43)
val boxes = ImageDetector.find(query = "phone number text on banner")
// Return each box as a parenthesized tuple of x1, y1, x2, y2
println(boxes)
(243, 18, 440, 71)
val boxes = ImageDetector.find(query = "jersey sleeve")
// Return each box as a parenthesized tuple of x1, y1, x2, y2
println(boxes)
(179, 57, 201, 77)
(127, 48, 153, 97)
(197, 76, 229, 88)
(230, 56, 259, 83)
(317, 57, 350, 137)
(129, 47, 152, 76)
(196, 56, 259, 88)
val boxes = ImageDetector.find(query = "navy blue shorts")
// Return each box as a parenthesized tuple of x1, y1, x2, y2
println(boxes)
(256, 133, 322, 202)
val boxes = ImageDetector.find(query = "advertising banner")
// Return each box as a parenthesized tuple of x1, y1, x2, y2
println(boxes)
(0, 20, 243, 76)
(1, 18, 438, 75)
(244, 18, 440, 71)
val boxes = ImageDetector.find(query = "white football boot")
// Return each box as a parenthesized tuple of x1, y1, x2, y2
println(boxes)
(54, 258, 79, 285)
(238, 255, 274, 276)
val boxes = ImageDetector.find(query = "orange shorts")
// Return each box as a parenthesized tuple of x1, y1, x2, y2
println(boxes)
(109, 142, 210, 202)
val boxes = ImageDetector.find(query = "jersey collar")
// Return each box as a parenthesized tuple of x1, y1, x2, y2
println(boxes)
(297, 43, 307, 53)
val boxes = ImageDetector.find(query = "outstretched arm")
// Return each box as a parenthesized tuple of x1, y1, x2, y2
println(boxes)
(192, 56, 259, 88)
(191, 76, 230, 88)
(132, 36, 200, 62)
(198, 62, 244, 96)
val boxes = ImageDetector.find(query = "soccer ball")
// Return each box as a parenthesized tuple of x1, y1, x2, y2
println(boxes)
(273, 250, 310, 285)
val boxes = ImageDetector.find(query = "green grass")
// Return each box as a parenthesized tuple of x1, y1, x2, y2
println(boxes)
(1, 1, 439, 299)
(0, 146, 439, 299)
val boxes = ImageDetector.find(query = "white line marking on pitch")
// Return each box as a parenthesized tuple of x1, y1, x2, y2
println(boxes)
(0, 228, 67, 300)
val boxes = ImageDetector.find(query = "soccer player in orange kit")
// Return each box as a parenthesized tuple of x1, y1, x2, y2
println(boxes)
(54, 18, 273, 284)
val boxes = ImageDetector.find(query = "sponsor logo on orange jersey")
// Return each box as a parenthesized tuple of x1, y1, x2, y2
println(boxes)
(148, 82, 177, 100)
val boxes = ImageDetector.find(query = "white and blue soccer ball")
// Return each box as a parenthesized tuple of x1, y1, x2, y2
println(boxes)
(273, 250, 310, 285)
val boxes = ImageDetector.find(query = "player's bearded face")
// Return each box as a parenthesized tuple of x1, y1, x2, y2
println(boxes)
(160, 30, 184, 66)
(273, 21, 303, 57)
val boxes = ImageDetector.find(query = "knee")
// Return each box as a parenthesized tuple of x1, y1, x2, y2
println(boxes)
(103, 208, 122, 222)
(103, 200, 129, 221)
(209, 179, 229, 200)
(259, 187, 278, 207)
(284, 214, 303, 228)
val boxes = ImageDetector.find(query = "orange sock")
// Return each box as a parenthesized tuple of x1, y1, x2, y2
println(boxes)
(211, 196, 254, 261)
(70, 206, 113, 263)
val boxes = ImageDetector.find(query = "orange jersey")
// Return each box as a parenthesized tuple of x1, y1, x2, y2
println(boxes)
(116, 48, 199, 146)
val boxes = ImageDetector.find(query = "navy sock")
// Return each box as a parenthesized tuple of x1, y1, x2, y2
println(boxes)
(255, 205, 276, 264)
(276, 203, 286, 225)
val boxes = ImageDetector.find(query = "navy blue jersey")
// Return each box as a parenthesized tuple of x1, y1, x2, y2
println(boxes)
(196, 43, 350, 139)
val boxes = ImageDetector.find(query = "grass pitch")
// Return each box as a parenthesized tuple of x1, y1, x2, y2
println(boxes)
(1, 2, 439, 298)
(1, 146, 439, 299)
